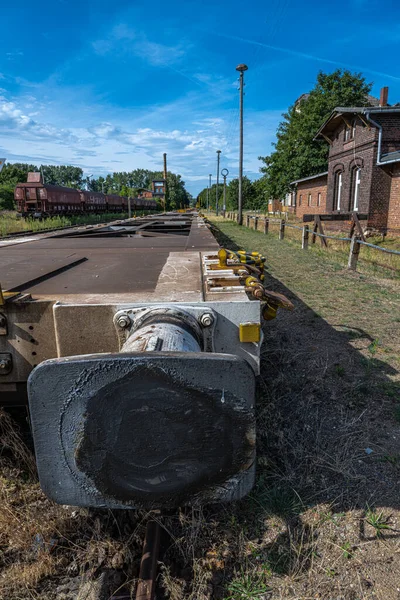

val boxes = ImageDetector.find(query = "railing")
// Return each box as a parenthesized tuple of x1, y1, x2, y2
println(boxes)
(224, 212, 400, 273)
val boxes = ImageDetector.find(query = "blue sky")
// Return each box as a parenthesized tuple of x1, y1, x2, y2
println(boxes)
(1, 0, 400, 196)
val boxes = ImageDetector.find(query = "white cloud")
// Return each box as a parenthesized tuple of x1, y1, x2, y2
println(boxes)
(92, 25, 185, 68)
(0, 90, 281, 194)
(0, 95, 77, 143)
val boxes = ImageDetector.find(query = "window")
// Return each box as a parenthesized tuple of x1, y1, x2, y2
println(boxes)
(352, 168, 361, 211)
(308, 193, 312, 206)
(299, 194, 302, 206)
(317, 193, 321, 207)
(334, 172, 342, 210)
(344, 119, 356, 142)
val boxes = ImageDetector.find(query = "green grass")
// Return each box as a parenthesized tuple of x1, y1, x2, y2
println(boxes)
(0, 211, 131, 237)
(209, 217, 400, 368)
(225, 570, 271, 599)
(223, 213, 400, 277)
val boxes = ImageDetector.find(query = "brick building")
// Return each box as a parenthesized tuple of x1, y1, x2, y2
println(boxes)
(290, 87, 400, 233)
(289, 172, 328, 220)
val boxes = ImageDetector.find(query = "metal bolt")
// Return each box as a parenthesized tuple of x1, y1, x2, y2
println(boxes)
(0, 358, 10, 369)
(0, 315, 5, 327)
(117, 314, 131, 329)
(200, 313, 214, 327)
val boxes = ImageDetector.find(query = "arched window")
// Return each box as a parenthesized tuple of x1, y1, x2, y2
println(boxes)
(334, 171, 343, 210)
(352, 167, 361, 211)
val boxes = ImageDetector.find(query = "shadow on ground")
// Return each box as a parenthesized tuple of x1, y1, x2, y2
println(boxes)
(166, 221, 400, 599)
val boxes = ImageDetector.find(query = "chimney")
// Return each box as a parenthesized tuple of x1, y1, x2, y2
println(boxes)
(379, 86, 389, 107)
(163, 153, 167, 180)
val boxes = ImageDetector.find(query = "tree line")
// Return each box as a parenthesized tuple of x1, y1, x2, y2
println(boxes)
(0, 164, 191, 211)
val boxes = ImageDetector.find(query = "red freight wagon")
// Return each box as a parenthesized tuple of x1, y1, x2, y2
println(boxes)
(15, 181, 81, 217)
(105, 194, 127, 212)
(80, 191, 107, 212)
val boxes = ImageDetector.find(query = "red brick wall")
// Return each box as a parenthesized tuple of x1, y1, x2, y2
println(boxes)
(372, 113, 400, 156)
(326, 120, 377, 215)
(388, 163, 400, 232)
(294, 176, 328, 219)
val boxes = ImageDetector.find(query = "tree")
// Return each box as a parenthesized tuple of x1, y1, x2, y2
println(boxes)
(0, 164, 33, 209)
(226, 177, 257, 211)
(258, 69, 373, 200)
(40, 165, 83, 187)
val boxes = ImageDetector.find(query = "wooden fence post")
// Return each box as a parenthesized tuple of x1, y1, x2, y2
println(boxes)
(264, 218, 269, 234)
(302, 225, 309, 250)
(348, 235, 361, 270)
(254, 216, 258, 231)
(279, 219, 285, 240)
(246, 214, 250, 228)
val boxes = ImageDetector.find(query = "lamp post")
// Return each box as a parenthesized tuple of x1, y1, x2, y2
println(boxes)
(236, 63, 248, 226)
(208, 174, 212, 212)
(216, 150, 221, 215)
(221, 168, 229, 216)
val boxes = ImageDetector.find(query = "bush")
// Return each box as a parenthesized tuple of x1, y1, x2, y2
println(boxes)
(0, 184, 16, 210)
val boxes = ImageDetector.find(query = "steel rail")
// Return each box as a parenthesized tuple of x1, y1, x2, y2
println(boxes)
(135, 521, 162, 600)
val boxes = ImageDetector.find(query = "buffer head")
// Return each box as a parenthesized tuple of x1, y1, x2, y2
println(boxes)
(28, 352, 255, 509)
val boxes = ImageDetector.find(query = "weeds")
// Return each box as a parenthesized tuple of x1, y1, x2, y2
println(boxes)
(225, 570, 271, 599)
(365, 508, 392, 537)
(341, 542, 353, 559)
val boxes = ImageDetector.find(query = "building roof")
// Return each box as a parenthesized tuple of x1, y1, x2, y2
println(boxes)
(380, 150, 400, 163)
(16, 182, 80, 193)
(315, 106, 400, 140)
(290, 172, 328, 185)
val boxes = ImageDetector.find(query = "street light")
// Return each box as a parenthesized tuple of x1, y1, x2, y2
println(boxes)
(208, 174, 212, 212)
(216, 151, 221, 215)
(236, 63, 248, 226)
(221, 168, 229, 215)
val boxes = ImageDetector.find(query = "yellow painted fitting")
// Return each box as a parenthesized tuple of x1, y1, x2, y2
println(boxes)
(262, 304, 278, 321)
(245, 276, 259, 287)
(239, 322, 261, 343)
(218, 248, 228, 267)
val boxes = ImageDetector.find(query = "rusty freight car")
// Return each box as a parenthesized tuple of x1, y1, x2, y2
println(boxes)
(14, 172, 158, 217)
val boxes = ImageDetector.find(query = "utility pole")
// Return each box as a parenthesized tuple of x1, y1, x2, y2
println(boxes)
(208, 173, 212, 212)
(221, 168, 229, 216)
(236, 63, 248, 226)
(216, 150, 221, 215)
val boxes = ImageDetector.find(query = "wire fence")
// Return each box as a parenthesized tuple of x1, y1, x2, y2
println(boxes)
(223, 211, 400, 275)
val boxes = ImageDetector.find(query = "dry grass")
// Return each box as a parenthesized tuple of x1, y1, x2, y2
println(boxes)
(0, 212, 129, 237)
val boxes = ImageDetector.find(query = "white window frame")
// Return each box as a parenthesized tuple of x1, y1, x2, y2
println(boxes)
(335, 172, 342, 210)
(317, 192, 321, 207)
(353, 168, 361, 211)
(308, 193, 312, 206)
